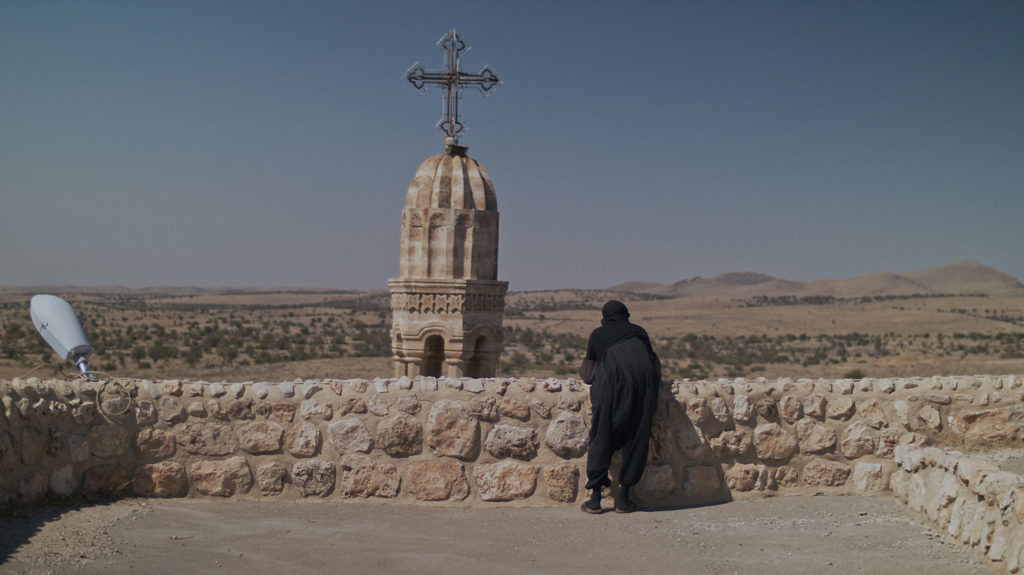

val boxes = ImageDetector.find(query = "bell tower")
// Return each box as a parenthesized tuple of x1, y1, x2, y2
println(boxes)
(389, 30, 507, 378)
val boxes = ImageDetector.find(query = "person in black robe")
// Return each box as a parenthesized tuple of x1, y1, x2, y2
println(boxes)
(579, 300, 661, 514)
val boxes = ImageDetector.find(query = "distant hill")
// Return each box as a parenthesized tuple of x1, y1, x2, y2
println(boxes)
(608, 260, 1024, 298)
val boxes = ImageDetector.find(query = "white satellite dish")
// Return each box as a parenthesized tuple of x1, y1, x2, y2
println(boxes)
(30, 294, 97, 380)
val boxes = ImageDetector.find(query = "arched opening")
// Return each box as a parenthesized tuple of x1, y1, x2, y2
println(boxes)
(421, 335, 445, 377)
(465, 335, 490, 378)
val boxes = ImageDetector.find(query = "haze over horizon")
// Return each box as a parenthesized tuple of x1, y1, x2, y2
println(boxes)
(2, 2, 1022, 291)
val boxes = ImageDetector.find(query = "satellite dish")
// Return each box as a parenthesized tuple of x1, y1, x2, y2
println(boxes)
(30, 294, 97, 380)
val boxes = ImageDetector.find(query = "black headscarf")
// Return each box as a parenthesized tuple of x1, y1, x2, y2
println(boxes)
(584, 300, 654, 362)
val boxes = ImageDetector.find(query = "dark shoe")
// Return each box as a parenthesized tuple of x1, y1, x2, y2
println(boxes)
(613, 500, 636, 513)
(581, 501, 605, 514)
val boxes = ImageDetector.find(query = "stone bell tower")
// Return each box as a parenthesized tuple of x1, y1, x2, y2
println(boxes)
(389, 29, 507, 378)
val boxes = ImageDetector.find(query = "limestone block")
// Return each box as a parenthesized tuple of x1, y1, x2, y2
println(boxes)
(856, 399, 888, 430)
(397, 393, 422, 415)
(226, 399, 254, 420)
(754, 398, 777, 419)
(709, 396, 732, 424)
(530, 398, 552, 419)
(299, 400, 333, 422)
(839, 422, 875, 458)
(17, 427, 46, 465)
(543, 462, 580, 503)
(135, 400, 158, 425)
(176, 422, 238, 456)
(557, 393, 583, 413)
(516, 378, 536, 393)
(542, 379, 562, 393)
(443, 379, 463, 391)
(288, 422, 321, 457)
(205, 400, 226, 420)
(804, 394, 826, 418)
(687, 398, 712, 425)
(874, 428, 902, 458)
(291, 459, 336, 497)
(407, 460, 469, 501)
(484, 424, 539, 460)
(82, 463, 130, 497)
(271, 402, 295, 423)
(256, 463, 289, 496)
(473, 461, 539, 502)
(796, 419, 837, 454)
(684, 465, 723, 499)
(826, 396, 855, 420)
(890, 469, 909, 502)
(18, 469, 48, 504)
(835, 379, 854, 395)
(544, 411, 589, 459)
(948, 406, 1024, 442)
(159, 396, 187, 424)
(710, 429, 753, 457)
(851, 462, 886, 492)
(339, 455, 399, 498)
(376, 413, 423, 456)
(340, 397, 368, 415)
(631, 463, 674, 500)
(977, 471, 1024, 508)
(67, 433, 89, 463)
(162, 380, 183, 396)
(186, 400, 206, 417)
(779, 396, 802, 423)
(72, 401, 96, 424)
(733, 394, 755, 423)
(237, 421, 284, 454)
(498, 397, 530, 420)
(989, 529, 1009, 563)
(726, 463, 762, 491)
(802, 459, 851, 487)
(753, 423, 797, 460)
(326, 418, 373, 455)
(426, 400, 480, 459)
(89, 425, 130, 458)
(278, 382, 295, 398)
(191, 457, 253, 497)
(877, 379, 895, 394)
(947, 497, 969, 539)
(49, 464, 76, 498)
(1007, 536, 1024, 574)
(773, 466, 799, 488)
(134, 427, 176, 460)
(367, 394, 389, 416)
(134, 462, 188, 498)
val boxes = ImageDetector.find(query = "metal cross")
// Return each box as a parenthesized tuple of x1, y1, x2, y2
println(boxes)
(406, 29, 501, 142)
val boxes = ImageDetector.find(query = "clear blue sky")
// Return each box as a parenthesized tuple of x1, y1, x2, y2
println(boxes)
(2, 1, 1022, 291)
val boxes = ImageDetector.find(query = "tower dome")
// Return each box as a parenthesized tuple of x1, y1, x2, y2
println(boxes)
(399, 149, 499, 281)
(389, 145, 508, 379)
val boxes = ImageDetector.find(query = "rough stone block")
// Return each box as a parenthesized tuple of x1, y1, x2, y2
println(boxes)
(839, 422, 876, 458)
(256, 462, 289, 496)
(158, 396, 187, 424)
(710, 429, 753, 457)
(288, 422, 321, 457)
(733, 394, 755, 423)
(754, 422, 797, 460)
(684, 465, 723, 499)
(726, 463, 762, 492)
(426, 400, 480, 459)
(851, 461, 885, 492)
(826, 396, 855, 420)
(802, 459, 851, 487)
(291, 459, 336, 497)
(89, 425, 130, 458)
(484, 424, 539, 460)
(134, 461, 188, 498)
(176, 422, 238, 456)
(544, 411, 589, 458)
(328, 418, 374, 455)
(339, 455, 399, 498)
(474, 461, 539, 501)
(779, 395, 802, 423)
(796, 419, 837, 454)
(543, 462, 580, 503)
(498, 397, 530, 421)
(376, 413, 423, 456)
(226, 398, 254, 420)
(190, 457, 253, 497)
(407, 460, 469, 501)
(134, 427, 176, 460)
(237, 421, 284, 454)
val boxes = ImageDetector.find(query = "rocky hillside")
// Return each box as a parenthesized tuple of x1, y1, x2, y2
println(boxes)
(610, 260, 1024, 298)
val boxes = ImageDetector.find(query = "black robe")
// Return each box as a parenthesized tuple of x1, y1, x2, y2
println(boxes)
(580, 302, 661, 490)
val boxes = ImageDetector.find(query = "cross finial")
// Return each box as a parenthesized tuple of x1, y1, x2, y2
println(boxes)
(405, 29, 501, 147)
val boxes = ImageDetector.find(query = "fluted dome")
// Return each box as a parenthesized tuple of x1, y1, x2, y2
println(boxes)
(398, 151, 500, 281)
(404, 153, 497, 212)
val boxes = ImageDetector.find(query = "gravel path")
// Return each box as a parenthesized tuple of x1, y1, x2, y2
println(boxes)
(0, 495, 993, 575)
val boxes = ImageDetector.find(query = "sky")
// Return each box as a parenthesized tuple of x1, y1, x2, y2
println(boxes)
(1, 1, 1022, 291)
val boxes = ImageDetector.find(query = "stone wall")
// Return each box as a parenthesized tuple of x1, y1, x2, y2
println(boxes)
(2, 374, 1020, 511)
(892, 446, 1024, 573)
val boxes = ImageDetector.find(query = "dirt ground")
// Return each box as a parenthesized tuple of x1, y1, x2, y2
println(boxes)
(0, 495, 992, 575)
